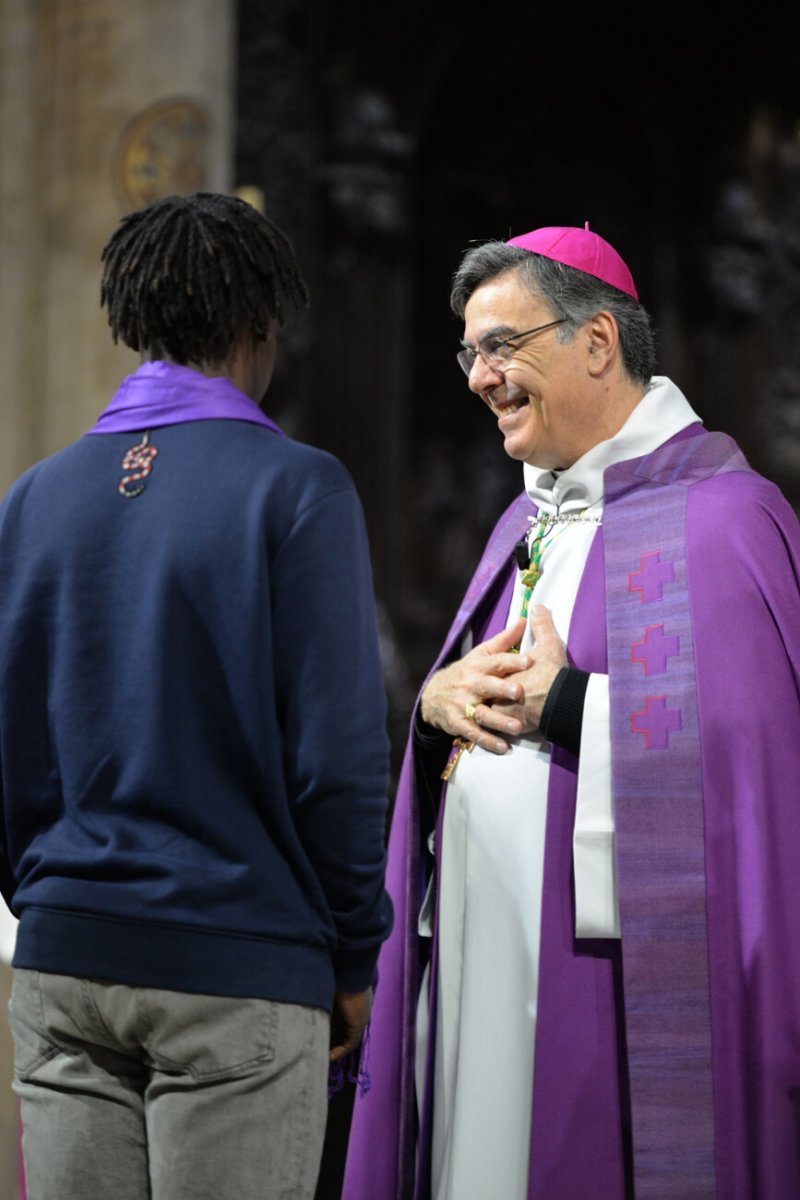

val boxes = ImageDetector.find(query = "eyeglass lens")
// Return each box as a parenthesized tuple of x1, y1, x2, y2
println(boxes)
(456, 318, 565, 377)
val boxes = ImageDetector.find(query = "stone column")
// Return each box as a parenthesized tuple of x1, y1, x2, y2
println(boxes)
(0, 3, 236, 1194)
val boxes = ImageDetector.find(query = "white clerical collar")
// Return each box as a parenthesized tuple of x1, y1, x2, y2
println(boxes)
(523, 376, 702, 515)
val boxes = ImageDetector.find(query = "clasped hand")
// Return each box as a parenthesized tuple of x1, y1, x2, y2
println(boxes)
(419, 605, 568, 755)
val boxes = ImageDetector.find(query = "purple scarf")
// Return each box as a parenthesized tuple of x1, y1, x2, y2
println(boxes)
(86, 361, 284, 436)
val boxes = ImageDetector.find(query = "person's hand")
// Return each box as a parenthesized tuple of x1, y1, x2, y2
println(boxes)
(329, 987, 373, 1063)
(419, 619, 531, 755)
(493, 605, 568, 733)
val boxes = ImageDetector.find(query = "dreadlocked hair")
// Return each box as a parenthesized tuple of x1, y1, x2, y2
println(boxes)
(100, 192, 310, 365)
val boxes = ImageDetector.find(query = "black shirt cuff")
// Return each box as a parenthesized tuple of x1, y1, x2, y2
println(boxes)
(538, 667, 590, 757)
(413, 709, 453, 813)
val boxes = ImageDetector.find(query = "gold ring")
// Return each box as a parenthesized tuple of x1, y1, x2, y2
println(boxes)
(464, 703, 477, 721)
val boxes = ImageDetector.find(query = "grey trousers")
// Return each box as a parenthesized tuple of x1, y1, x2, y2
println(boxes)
(8, 969, 330, 1200)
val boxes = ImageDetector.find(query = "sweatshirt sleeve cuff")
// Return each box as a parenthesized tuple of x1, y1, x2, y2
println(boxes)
(333, 944, 382, 994)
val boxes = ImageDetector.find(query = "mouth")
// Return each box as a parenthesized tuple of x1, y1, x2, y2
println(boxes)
(487, 395, 529, 422)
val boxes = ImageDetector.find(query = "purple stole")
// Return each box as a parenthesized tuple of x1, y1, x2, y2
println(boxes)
(603, 432, 748, 1196)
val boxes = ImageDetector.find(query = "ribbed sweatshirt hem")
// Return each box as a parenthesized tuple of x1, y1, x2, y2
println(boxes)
(14, 906, 337, 1011)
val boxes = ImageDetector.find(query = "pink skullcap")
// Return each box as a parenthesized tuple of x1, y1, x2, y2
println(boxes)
(506, 222, 638, 300)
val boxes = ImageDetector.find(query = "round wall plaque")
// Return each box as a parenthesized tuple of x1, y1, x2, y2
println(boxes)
(114, 98, 210, 210)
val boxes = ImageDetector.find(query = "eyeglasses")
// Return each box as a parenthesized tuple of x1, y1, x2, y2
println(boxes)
(456, 317, 566, 377)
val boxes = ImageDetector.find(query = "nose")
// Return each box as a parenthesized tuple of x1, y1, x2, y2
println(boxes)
(468, 355, 504, 396)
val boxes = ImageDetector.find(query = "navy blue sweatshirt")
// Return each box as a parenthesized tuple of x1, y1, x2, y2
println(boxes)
(0, 388, 393, 1010)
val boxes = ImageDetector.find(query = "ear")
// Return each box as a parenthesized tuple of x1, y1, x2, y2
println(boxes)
(585, 311, 619, 376)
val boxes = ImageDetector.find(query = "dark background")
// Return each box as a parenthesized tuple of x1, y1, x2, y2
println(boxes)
(237, 1, 800, 758)
(235, 4, 800, 1192)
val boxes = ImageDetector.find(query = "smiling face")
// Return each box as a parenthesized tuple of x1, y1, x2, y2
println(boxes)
(462, 269, 605, 470)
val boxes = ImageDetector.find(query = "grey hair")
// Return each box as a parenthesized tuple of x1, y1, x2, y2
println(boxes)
(450, 241, 657, 386)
